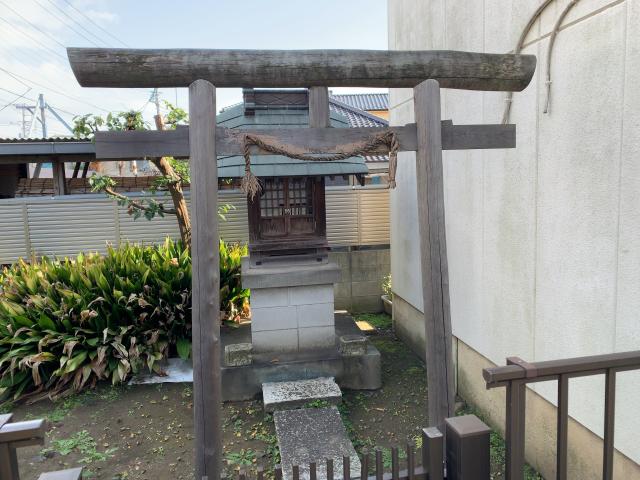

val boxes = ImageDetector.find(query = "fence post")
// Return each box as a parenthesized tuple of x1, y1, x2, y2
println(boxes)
(445, 415, 490, 480)
(422, 427, 444, 480)
(505, 380, 526, 480)
(0, 443, 19, 480)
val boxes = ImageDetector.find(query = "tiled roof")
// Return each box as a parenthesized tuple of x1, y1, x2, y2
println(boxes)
(0, 136, 87, 143)
(328, 97, 389, 164)
(330, 92, 389, 112)
(329, 99, 387, 128)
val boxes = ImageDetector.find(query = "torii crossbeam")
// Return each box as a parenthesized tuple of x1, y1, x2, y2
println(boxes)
(67, 48, 536, 480)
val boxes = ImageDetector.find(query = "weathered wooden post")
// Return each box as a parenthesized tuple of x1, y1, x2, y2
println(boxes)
(188, 79, 223, 480)
(414, 79, 455, 430)
(308, 86, 330, 128)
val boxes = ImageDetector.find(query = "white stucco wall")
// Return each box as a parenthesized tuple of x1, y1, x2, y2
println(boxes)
(389, 0, 640, 464)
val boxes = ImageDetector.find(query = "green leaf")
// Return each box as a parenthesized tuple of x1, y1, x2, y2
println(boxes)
(176, 338, 191, 360)
(63, 351, 88, 374)
(38, 313, 57, 331)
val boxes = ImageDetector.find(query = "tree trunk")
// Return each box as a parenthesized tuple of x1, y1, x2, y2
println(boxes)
(153, 114, 192, 247)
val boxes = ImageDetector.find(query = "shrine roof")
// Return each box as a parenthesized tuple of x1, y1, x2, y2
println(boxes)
(217, 155, 367, 178)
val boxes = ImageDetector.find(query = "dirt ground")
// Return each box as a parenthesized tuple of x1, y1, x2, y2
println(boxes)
(9, 313, 540, 480)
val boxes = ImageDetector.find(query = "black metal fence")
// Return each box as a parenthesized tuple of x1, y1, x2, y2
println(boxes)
(230, 415, 493, 480)
(484, 350, 640, 480)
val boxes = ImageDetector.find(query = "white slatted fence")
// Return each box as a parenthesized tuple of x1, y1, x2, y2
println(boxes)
(0, 187, 389, 264)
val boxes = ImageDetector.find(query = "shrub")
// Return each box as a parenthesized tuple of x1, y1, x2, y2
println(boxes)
(0, 239, 248, 404)
(219, 240, 249, 321)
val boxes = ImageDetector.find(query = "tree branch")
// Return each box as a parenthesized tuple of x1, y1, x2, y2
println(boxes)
(104, 186, 177, 215)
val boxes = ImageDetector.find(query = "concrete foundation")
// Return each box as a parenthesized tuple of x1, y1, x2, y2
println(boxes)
(221, 313, 381, 401)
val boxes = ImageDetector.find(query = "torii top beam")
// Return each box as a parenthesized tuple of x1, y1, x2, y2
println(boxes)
(67, 48, 536, 92)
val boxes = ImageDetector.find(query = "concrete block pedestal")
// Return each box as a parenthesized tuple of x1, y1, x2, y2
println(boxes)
(242, 258, 341, 353)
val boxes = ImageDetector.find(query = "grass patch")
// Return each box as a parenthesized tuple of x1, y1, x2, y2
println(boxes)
(370, 337, 403, 354)
(24, 387, 124, 423)
(43, 430, 117, 464)
(355, 313, 392, 331)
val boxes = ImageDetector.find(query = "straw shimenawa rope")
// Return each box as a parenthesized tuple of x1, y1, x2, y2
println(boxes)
(241, 130, 400, 199)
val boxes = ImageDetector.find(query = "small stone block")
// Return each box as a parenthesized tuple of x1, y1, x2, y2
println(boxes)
(224, 343, 253, 367)
(262, 377, 342, 412)
(338, 335, 368, 356)
(38, 468, 83, 480)
(274, 407, 360, 480)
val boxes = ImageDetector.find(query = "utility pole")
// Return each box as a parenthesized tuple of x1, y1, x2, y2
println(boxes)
(15, 94, 76, 178)
(38, 94, 47, 137)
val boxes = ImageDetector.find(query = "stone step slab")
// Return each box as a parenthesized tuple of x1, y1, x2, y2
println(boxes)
(262, 377, 342, 412)
(274, 407, 361, 480)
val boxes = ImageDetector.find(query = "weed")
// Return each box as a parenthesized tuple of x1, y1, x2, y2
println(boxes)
(225, 449, 257, 467)
(182, 386, 193, 398)
(43, 430, 117, 464)
(371, 337, 403, 354)
(26, 393, 91, 423)
(380, 447, 408, 468)
(151, 446, 165, 456)
(304, 399, 331, 409)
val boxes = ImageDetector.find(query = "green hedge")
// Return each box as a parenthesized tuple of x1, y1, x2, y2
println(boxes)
(0, 239, 248, 404)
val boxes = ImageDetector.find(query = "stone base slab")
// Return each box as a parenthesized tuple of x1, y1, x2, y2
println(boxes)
(262, 377, 342, 412)
(274, 407, 360, 480)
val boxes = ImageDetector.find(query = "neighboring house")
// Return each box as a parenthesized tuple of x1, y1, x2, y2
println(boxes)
(389, 1, 639, 479)
(330, 92, 389, 121)
(330, 92, 390, 181)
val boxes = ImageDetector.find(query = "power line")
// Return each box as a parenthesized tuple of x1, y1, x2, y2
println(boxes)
(0, 66, 110, 112)
(0, 33, 62, 67)
(0, 63, 31, 89)
(0, 87, 33, 113)
(0, 45, 137, 112)
(36, 0, 105, 47)
(59, 0, 129, 47)
(0, 86, 36, 103)
(0, 15, 67, 61)
(0, 0, 67, 49)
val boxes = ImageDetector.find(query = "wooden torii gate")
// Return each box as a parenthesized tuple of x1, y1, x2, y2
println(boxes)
(67, 48, 536, 480)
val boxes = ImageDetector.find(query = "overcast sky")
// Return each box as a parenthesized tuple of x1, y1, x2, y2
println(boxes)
(0, 0, 388, 138)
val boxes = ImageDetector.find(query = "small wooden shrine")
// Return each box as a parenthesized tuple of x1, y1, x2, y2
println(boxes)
(238, 88, 369, 354)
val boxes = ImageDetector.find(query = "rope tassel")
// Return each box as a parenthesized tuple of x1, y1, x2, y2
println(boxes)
(241, 131, 399, 199)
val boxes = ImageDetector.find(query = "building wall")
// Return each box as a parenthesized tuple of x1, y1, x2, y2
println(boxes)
(331, 247, 390, 313)
(388, 0, 640, 474)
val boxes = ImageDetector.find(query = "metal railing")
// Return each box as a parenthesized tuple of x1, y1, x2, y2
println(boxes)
(483, 350, 640, 480)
